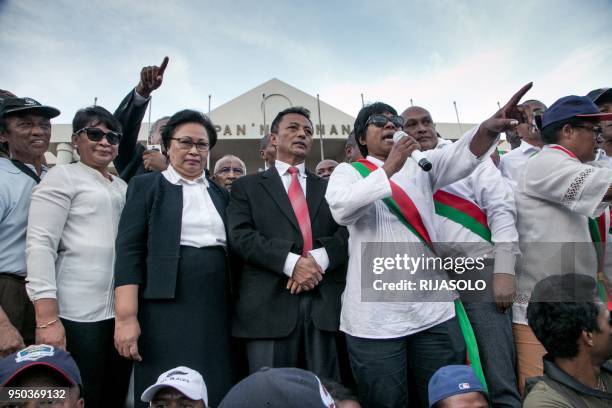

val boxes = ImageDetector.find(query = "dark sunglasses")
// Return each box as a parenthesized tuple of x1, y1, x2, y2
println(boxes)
(366, 114, 404, 129)
(75, 127, 122, 145)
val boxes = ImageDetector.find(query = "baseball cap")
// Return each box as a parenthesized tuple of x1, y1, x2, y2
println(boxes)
(141, 366, 208, 405)
(0, 97, 60, 119)
(541, 95, 612, 128)
(586, 88, 612, 105)
(428, 365, 488, 408)
(0, 344, 82, 387)
(218, 367, 336, 408)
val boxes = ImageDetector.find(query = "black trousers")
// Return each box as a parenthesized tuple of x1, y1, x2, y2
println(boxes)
(345, 317, 466, 408)
(246, 294, 341, 382)
(0, 273, 35, 346)
(62, 318, 132, 408)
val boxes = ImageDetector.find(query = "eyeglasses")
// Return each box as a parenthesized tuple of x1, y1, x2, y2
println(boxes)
(171, 137, 210, 151)
(573, 124, 603, 139)
(217, 166, 244, 175)
(366, 114, 404, 129)
(75, 127, 122, 145)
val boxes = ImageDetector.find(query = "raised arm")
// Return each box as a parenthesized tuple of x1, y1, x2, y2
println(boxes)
(113, 57, 169, 174)
(470, 82, 533, 157)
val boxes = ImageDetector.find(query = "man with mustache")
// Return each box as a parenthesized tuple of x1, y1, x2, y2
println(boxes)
(0, 97, 60, 357)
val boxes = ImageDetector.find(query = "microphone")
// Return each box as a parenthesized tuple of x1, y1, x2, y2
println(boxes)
(392, 131, 433, 172)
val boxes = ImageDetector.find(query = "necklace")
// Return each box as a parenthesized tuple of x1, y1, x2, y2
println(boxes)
(597, 375, 607, 392)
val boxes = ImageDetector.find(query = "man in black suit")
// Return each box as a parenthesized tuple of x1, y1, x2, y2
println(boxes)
(227, 107, 348, 381)
(113, 57, 169, 183)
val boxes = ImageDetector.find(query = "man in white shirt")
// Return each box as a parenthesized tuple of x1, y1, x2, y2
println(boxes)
(499, 100, 547, 186)
(512, 95, 612, 394)
(0, 97, 59, 357)
(325, 83, 532, 407)
(588, 88, 612, 167)
(259, 133, 276, 171)
(401, 106, 521, 407)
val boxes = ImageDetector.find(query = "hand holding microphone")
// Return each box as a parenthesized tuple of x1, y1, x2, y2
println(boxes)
(382, 131, 425, 178)
(393, 131, 432, 171)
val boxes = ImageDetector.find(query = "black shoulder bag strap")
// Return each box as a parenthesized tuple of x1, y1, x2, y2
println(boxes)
(10, 159, 41, 184)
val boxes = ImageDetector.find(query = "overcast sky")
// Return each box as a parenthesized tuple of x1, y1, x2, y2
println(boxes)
(1, 0, 611, 124)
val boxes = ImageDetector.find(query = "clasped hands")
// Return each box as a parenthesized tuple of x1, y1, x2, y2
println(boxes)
(286, 254, 324, 295)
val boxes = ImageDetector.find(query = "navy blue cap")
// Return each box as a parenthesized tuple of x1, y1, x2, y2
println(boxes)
(218, 367, 336, 407)
(542, 95, 612, 128)
(0, 97, 60, 119)
(428, 365, 487, 407)
(586, 88, 612, 105)
(0, 344, 82, 387)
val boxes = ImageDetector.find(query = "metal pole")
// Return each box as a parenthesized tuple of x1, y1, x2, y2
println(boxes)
(317, 94, 324, 160)
(262, 93, 267, 135)
(207, 95, 211, 172)
(453, 101, 464, 135)
(93, 97, 97, 107)
(360, 93, 365, 108)
(410, 98, 414, 107)
(497, 101, 501, 110)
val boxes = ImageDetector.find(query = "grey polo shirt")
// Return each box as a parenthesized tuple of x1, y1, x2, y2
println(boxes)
(0, 158, 45, 276)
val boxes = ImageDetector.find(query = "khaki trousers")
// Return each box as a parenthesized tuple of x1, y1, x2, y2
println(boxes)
(513, 323, 546, 395)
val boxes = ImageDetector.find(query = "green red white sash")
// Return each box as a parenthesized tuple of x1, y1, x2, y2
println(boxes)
(351, 160, 432, 244)
(433, 190, 491, 243)
(588, 212, 612, 311)
(351, 159, 489, 391)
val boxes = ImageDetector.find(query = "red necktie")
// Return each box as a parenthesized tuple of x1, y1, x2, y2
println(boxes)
(287, 167, 313, 256)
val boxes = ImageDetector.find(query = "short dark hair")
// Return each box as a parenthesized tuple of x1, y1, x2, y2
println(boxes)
(259, 133, 272, 151)
(319, 378, 359, 403)
(354, 102, 397, 158)
(72, 105, 122, 134)
(270, 106, 312, 134)
(161, 109, 217, 151)
(345, 130, 357, 148)
(541, 117, 591, 144)
(527, 274, 600, 359)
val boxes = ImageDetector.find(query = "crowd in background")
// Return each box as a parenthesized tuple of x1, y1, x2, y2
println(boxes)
(0, 58, 611, 408)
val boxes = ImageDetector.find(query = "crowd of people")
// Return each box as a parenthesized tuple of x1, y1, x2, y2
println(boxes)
(0, 57, 611, 408)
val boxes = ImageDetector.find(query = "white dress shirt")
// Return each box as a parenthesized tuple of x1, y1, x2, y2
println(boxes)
(274, 160, 330, 277)
(499, 140, 541, 187)
(162, 165, 226, 248)
(595, 148, 612, 168)
(326, 126, 497, 338)
(512, 145, 612, 324)
(26, 162, 127, 322)
(434, 158, 519, 274)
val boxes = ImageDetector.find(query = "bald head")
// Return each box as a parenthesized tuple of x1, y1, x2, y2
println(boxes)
(316, 159, 339, 179)
(400, 106, 438, 151)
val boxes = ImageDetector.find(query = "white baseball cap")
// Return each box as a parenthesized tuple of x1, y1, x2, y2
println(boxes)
(141, 366, 208, 405)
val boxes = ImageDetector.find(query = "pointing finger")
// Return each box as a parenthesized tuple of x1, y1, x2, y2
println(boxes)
(501, 82, 533, 112)
(158, 56, 169, 75)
